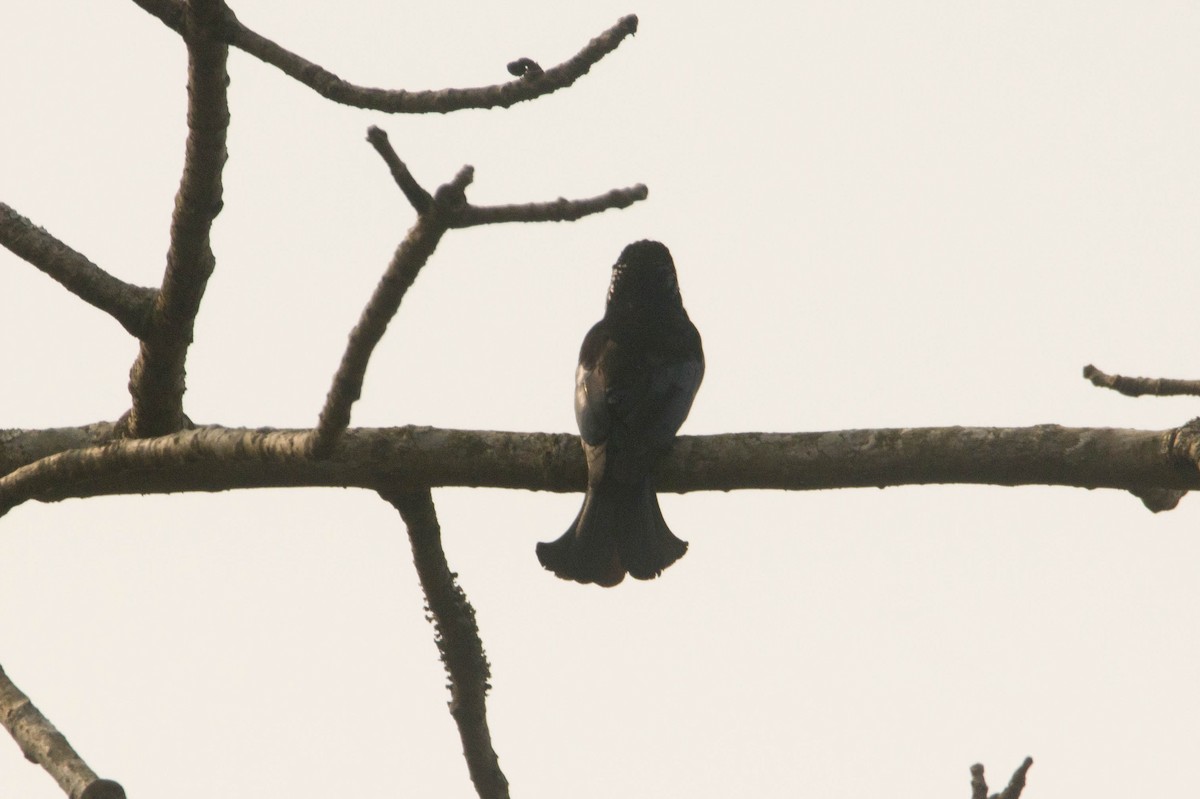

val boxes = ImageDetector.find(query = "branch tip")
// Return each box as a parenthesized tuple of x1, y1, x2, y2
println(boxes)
(367, 127, 433, 213)
(1084, 363, 1200, 398)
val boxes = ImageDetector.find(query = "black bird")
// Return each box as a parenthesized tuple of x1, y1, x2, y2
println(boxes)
(537, 240, 704, 586)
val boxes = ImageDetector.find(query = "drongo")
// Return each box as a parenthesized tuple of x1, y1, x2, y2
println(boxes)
(537, 240, 704, 586)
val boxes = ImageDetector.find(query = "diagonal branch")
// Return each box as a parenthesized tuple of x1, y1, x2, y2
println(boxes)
(129, 1, 639, 114)
(0, 662, 126, 799)
(308, 129, 647, 458)
(0, 204, 157, 338)
(125, 0, 230, 438)
(308, 134, 465, 458)
(4, 423, 1200, 518)
(1083, 363, 1200, 398)
(383, 489, 508, 799)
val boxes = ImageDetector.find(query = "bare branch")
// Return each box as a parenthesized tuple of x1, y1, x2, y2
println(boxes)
(129, 1, 638, 113)
(0, 662, 126, 799)
(383, 489, 508, 799)
(453, 184, 649, 227)
(231, 12, 639, 113)
(0, 203, 157, 338)
(970, 763, 987, 799)
(997, 756, 1034, 799)
(309, 138, 646, 458)
(309, 203, 452, 458)
(1083, 363, 1200, 398)
(4, 423, 1200, 518)
(366, 127, 433, 213)
(126, 0, 230, 437)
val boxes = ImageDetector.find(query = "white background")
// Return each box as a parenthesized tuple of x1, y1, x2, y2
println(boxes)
(3, 2, 1199, 797)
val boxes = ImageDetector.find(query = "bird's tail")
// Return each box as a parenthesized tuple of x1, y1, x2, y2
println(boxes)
(536, 480, 688, 587)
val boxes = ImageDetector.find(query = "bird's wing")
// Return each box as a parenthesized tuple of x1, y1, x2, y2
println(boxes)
(640, 353, 704, 447)
(575, 321, 614, 446)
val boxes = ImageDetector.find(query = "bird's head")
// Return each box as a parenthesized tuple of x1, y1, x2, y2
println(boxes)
(606, 240, 681, 312)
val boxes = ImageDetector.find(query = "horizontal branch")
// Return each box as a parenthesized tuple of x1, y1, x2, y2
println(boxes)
(130, 0, 639, 113)
(0, 662, 125, 799)
(0, 203, 157, 338)
(1083, 363, 1200, 398)
(453, 185, 649, 227)
(2, 423, 1198, 517)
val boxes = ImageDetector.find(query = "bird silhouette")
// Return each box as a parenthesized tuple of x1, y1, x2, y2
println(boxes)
(537, 240, 704, 586)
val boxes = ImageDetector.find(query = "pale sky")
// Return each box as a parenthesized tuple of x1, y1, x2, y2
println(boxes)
(3, 2, 1200, 797)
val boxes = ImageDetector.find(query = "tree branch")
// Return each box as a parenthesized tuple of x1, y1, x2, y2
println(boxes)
(125, 0, 230, 437)
(970, 757, 1033, 799)
(129, 1, 639, 114)
(453, 185, 649, 227)
(309, 129, 647, 458)
(0, 204, 158, 339)
(308, 133, 465, 458)
(0, 662, 126, 799)
(1083, 363, 1200, 398)
(383, 489, 508, 799)
(3, 423, 1199, 518)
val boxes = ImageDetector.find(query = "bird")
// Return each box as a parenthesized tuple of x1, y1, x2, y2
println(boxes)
(536, 240, 704, 586)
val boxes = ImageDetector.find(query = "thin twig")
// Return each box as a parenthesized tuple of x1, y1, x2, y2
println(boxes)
(129, 0, 639, 114)
(1083, 364, 1200, 398)
(4, 423, 1200, 518)
(366, 127, 432, 213)
(125, 0, 230, 437)
(383, 489, 508, 799)
(0, 662, 126, 799)
(0, 204, 157, 338)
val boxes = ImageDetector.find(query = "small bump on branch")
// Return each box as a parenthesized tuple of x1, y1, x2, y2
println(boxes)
(506, 57, 544, 78)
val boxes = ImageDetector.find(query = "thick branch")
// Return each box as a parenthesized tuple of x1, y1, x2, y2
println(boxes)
(0, 662, 125, 799)
(0, 204, 157, 338)
(1083, 364, 1200, 398)
(3, 424, 1199, 517)
(130, 1, 638, 113)
(126, 0, 230, 437)
(383, 489, 508, 799)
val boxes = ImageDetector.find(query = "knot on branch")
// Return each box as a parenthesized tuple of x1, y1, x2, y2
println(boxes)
(506, 58, 544, 78)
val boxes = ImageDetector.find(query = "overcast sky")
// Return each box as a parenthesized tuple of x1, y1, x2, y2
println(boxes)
(3, 2, 1200, 797)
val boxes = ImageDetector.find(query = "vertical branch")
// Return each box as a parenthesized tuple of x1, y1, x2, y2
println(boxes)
(382, 488, 509, 799)
(0, 663, 125, 799)
(125, 0, 230, 437)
